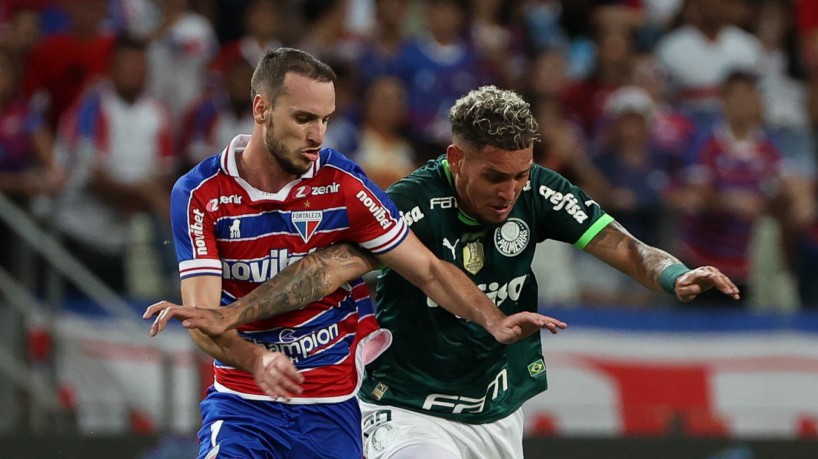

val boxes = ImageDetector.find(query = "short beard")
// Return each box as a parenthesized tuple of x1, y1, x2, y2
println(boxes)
(263, 118, 311, 176)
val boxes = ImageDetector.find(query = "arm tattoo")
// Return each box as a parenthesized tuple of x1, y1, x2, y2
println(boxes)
(587, 220, 681, 287)
(232, 243, 376, 326)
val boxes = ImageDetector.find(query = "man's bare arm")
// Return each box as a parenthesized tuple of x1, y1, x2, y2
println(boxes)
(584, 220, 740, 302)
(583, 221, 676, 289)
(145, 243, 377, 336)
(229, 243, 377, 327)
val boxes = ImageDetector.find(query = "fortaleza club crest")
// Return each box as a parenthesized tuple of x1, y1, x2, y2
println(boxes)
(494, 218, 530, 257)
(291, 211, 323, 242)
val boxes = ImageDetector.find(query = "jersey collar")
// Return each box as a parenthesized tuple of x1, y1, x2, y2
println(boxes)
(441, 159, 481, 227)
(221, 134, 320, 202)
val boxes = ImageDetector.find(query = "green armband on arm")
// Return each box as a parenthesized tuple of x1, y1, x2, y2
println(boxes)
(660, 263, 692, 294)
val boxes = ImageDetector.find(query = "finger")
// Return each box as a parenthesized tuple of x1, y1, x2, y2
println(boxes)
(278, 362, 305, 385)
(143, 301, 172, 319)
(260, 382, 291, 402)
(677, 283, 703, 302)
(149, 309, 170, 336)
(713, 275, 741, 299)
(153, 308, 180, 332)
(277, 375, 304, 396)
(257, 370, 302, 400)
(537, 315, 567, 329)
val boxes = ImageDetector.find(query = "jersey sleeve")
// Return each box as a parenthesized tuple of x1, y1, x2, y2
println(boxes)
(170, 174, 222, 279)
(342, 169, 408, 255)
(384, 176, 433, 238)
(529, 165, 613, 249)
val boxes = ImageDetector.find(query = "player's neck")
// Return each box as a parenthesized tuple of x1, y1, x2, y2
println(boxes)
(237, 142, 297, 194)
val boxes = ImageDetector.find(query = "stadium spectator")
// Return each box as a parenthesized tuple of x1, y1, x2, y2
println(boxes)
(753, 0, 818, 307)
(295, 0, 361, 64)
(394, 0, 490, 161)
(561, 26, 636, 135)
(753, 0, 816, 207)
(353, 75, 416, 190)
(0, 49, 61, 199)
(321, 60, 362, 155)
(0, 2, 43, 68)
(353, 0, 411, 89)
(52, 36, 177, 295)
(209, 0, 283, 75)
(630, 53, 696, 173)
(0, 48, 62, 276)
(527, 48, 607, 198)
(521, 0, 569, 56)
(671, 71, 790, 306)
(469, 0, 527, 90)
(578, 85, 674, 306)
(180, 55, 255, 167)
(22, 0, 115, 130)
(146, 0, 217, 121)
(655, 0, 762, 128)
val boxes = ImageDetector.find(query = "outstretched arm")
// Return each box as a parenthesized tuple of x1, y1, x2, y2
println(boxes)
(147, 234, 567, 344)
(375, 231, 567, 343)
(145, 243, 377, 336)
(583, 220, 741, 302)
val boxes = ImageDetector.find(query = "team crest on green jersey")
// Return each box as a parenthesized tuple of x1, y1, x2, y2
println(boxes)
(463, 241, 485, 274)
(495, 218, 530, 257)
(527, 358, 546, 377)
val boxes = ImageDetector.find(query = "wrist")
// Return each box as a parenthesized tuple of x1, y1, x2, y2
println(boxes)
(482, 309, 507, 333)
(221, 304, 241, 331)
(660, 263, 691, 293)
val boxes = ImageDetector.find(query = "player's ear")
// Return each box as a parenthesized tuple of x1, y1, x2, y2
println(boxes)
(253, 95, 267, 124)
(446, 144, 464, 175)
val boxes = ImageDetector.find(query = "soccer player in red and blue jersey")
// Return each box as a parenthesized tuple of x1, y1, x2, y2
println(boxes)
(162, 48, 565, 459)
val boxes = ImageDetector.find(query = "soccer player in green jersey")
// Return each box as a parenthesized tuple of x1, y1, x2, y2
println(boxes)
(146, 86, 739, 458)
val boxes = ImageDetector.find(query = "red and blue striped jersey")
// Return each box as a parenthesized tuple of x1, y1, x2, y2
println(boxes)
(679, 125, 782, 282)
(171, 135, 407, 403)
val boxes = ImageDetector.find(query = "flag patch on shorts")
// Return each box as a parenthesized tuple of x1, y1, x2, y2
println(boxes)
(528, 359, 546, 377)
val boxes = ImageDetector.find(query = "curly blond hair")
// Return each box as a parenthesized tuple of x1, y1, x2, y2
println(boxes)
(449, 85, 539, 151)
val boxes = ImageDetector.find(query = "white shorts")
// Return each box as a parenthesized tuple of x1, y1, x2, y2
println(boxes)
(359, 400, 524, 459)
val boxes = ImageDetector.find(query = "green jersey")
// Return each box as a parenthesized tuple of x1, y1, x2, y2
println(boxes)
(359, 157, 613, 424)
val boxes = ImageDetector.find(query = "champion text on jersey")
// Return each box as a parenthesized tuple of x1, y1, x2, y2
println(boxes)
(258, 324, 340, 363)
(292, 211, 323, 242)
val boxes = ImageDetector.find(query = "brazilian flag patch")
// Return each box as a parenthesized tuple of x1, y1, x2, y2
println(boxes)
(527, 358, 546, 377)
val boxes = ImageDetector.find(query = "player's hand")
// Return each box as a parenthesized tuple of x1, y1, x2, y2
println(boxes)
(674, 266, 741, 303)
(143, 301, 231, 337)
(252, 352, 304, 401)
(489, 312, 567, 344)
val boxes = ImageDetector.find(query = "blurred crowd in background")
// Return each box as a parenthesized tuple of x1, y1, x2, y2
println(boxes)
(1, 0, 818, 312)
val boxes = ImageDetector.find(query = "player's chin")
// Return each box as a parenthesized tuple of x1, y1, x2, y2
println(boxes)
(479, 212, 509, 226)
